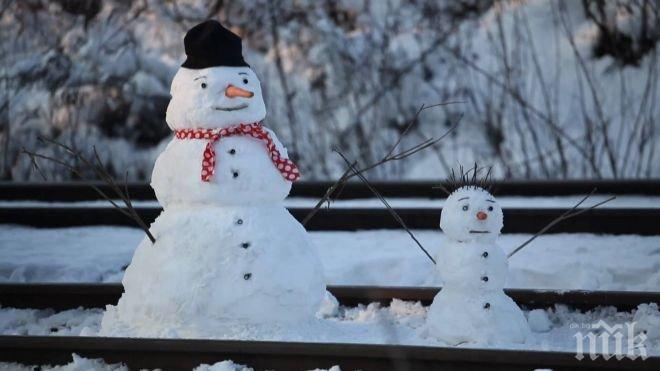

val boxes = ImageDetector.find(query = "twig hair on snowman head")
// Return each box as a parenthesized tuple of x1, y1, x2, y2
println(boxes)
(436, 163, 493, 196)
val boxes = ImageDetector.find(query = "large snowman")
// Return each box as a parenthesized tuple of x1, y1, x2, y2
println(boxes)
(423, 183, 530, 345)
(100, 20, 326, 338)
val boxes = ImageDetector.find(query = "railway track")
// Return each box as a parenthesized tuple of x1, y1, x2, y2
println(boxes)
(2, 283, 659, 311)
(1, 181, 658, 370)
(1, 207, 658, 234)
(2, 335, 658, 371)
(2, 180, 657, 233)
(1, 179, 659, 201)
(1, 283, 659, 370)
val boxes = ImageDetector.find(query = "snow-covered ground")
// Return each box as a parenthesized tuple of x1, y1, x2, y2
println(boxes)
(0, 194, 656, 208)
(0, 353, 260, 371)
(0, 226, 134, 283)
(2, 298, 659, 356)
(0, 354, 130, 371)
(1, 225, 659, 357)
(1, 225, 659, 291)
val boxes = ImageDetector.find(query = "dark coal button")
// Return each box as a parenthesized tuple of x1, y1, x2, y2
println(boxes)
(482, 251, 488, 258)
(482, 276, 489, 282)
(483, 302, 491, 309)
(229, 149, 236, 155)
(243, 273, 252, 280)
(236, 219, 243, 225)
(241, 242, 250, 249)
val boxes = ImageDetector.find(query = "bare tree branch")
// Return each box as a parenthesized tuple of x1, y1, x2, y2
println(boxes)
(439, 43, 598, 170)
(557, 2, 617, 178)
(23, 146, 47, 181)
(267, 0, 300, 161)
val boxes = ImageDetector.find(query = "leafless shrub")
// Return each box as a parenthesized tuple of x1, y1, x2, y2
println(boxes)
(2, 1, 657, 180)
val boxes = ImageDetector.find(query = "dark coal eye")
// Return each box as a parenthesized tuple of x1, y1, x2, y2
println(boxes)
(488, 206, 493, 211)
(242, 78, 248, 84)
(462, 205, 469, 211)
(201, 82, 207, 89)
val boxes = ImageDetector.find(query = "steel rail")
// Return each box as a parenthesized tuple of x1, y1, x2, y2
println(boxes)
(1, 335, 658, 371)
(1, 284, 658, 312)
(0, 207, 658, 234)
(1, 179, 659, 201)
(1, 284, 659, 370)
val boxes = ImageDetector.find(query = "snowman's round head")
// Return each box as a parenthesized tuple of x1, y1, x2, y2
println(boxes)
(440, 186, 503, 243)
(166, 66, 266, 130)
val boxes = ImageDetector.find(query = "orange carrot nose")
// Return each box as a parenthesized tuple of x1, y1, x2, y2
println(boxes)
(225, 85, 254, 98)
(476, 211, 488, 220)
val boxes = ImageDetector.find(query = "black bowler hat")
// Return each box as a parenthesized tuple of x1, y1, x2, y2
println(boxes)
(181, 20, 249, 69)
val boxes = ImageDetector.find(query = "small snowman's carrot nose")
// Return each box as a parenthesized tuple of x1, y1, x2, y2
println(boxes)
(476, 211, 488, 220)
(225, 85, 254, 98)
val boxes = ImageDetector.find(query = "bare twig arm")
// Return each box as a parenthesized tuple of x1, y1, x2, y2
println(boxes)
(302, 103, 462, 226)
(507, 189, 615, 259)
(22, 138, 156, 244)
(335, 149, 436, 264)
(301, 165, 354, 226)
(23, 150, 130, 215)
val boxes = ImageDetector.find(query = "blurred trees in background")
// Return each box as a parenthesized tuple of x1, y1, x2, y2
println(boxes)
(1, 0, 658, 181)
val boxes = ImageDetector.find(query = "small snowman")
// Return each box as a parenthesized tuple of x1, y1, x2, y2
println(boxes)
(423, 170, 530, 345)
(100, 20, 327, 338)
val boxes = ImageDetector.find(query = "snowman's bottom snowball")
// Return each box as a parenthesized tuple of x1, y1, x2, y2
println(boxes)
(100, 305, 324, 340)
(99, 205, 326, 337)
(424, 288, 530, 345)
